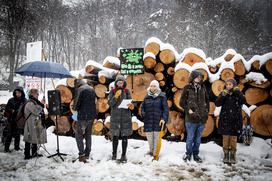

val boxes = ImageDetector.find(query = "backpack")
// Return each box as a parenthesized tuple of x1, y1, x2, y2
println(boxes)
(15, 100, 34, 129)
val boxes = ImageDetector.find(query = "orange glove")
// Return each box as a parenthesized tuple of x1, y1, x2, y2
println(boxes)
(115, 90, 122, 98)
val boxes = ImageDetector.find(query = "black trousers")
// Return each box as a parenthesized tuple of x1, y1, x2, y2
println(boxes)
(24, 142, 38, 158)
(112, 136, 128, 156)
(4, 121, 20, 151)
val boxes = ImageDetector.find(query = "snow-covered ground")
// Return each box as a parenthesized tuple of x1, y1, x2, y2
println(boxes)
(0, 127, 272, 181)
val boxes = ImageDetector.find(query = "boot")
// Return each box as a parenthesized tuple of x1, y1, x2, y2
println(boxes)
(79, 155, 87, 163)
(120, 155, 127, 163)
(112, 153, 117, 160)
(223, 149, 230, 164)
(230, 150, 237, 164)
(183, 154, 191, 162)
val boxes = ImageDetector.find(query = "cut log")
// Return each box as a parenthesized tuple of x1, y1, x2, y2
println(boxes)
(209, 102, 215, 115)
(173, 69, 190, 89)
(67, 78, 76, 88)
(249, 81, 271, 89)
(209, 66, 218, 73)
(159, 49, 175, 65)
(173, 89, 184, 112)
(225, 54, 234, 61)
(98, 75, 114, 85)
(126, 72, 155, 101)
(245, 88, 269, 105)
(138, 126, 146, 137)
(167, 67, 175, 76)
(220, 68, 235, 81)
(105, 122, 110, 129)
(251, 61, 260, 70)
(166, 111, 185, 136)
(51, 116, 71, 134)
(202, 116, 214, 137)
(266, 59, 272, 75)
(56, 85, 73, 103)
(197, 69, 208, 81)
(159, 81, 166, 87)
(92, 119, 104, 133)
(70, 100, 76, 114)
(234, 60, 246, 76)
(182, 53, 204, 66)
(237, 82, 245, 92)
(96, 98, 110, 113)
(85, 65, 100, 74)
(250, 104, 272, 136)
(155, 72, 164, 81)
(103, 57, 120, 70)
(211, 80, 225, 96)
(154, 62, 164, 73)
(144, 57, 156, 69)
(145, 42, 160, 56)
(94, 84, 107, 98)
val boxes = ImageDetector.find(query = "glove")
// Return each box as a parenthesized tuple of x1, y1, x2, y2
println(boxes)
(128, 103, 134, 110)
(115, 90, 122, 99)
(221, 89, 228, 96)
(159, 119, 165, 127)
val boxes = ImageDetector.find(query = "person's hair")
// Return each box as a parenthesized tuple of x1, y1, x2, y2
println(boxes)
(28, 89, 39, 97)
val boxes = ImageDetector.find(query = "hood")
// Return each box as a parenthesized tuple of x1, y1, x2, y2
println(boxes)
(13, 86, 25, 99)
(114, 75, 127, 88)
(189, 70, 204, 83)
(74, 79, 86, 88)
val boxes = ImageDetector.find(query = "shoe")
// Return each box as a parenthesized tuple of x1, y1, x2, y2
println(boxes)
(79, 155, 87, 163)
(32, 153, 43, 158)
(24, 155, 31, 160)
(112, 154, 117, 160)
(120, 155, 127, 163)
(14, 147, 21, 151)
(85, 155, 89, 160)
(193, 155, 203, 163)
(4, 149, 11, 153)
(183, 154, 191, 162)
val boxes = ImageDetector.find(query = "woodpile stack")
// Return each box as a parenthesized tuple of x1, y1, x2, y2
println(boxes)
(49, 37, 272, 140)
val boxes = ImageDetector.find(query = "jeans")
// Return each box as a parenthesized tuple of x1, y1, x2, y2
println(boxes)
(185, 122, 205, 156)
(75, 120, 93, 156)
(146, 131, 160, 156)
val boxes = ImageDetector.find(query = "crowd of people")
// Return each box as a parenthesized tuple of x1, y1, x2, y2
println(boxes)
(2, 71, 246, 165)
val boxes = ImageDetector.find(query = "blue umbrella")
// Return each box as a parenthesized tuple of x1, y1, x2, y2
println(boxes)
(15, 61, 72, 78)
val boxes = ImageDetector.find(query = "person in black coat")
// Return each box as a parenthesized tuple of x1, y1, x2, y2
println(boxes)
(73, 79, 97, 163)
(215, 78, 246, 164)
(141, 80, 169, 158)
(4, 86, 27, 152)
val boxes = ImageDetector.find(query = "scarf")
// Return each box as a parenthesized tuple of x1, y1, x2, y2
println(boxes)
(148, 89, 161, 98)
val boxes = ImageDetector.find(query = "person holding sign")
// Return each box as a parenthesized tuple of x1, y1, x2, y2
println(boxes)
(141, 80, 169, 160)
(108, 75, 134, 163)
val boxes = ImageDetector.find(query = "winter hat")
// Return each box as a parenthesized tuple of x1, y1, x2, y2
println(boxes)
(225, 78, 237, 87)
(149, 80, 160, 90)
(189, 70, 203, 83)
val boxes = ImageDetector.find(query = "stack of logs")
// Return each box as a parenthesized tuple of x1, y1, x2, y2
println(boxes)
(50, 39, 272, 140)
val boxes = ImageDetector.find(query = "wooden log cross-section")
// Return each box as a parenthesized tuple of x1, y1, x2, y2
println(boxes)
(182, 53, 204, 66)
(234, 60, 246, 76)
(173, 69, 190, 89)
(245, 88, 269, 105)
(159, 49, 175, 65)
(144, 56, 156, 69)
(56, 85, 73, 104)
(96, 98, 110, 113)
(211, 80, 225, 96)
(145, 42, 160, 56)
(51, 116, 71, 134)
(166, 111, 185, 137)
(94, 84, 107, 98)
(250, 104, 272, 137)
(220, 68, 235, 81)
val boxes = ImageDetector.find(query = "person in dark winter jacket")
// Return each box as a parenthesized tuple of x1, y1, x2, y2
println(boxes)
(4, 86, 27, 152)
(180, 71, 209, 163)
(24, 89, 47, 159)
(215, 78, 246, 164)
(108, 75, 134, 163)
(142, 80, 169, 158)
(73, 79, 97, 163)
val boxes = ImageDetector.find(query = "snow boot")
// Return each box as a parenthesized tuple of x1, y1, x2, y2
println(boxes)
(223, 149, 230, 164)
(183, 154, 191, 162)
(79, 155, 87, 163)
(120, 155, 127, 163)
(230, 150, 237, 164)
(193, 155, 203, 163)
(112, 153, 117, 160)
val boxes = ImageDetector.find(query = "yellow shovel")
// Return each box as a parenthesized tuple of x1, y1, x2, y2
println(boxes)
(153, 123, 165, 161)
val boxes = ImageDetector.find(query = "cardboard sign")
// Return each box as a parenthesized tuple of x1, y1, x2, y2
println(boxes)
(120, 48, 144, 75)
